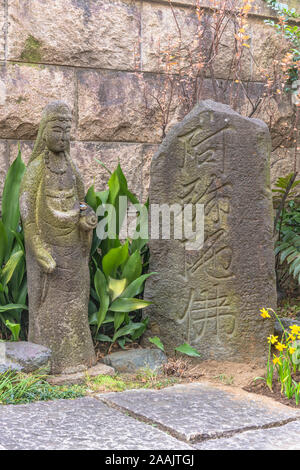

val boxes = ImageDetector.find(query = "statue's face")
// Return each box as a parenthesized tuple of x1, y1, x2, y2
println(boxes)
(44, 120, 71, 153)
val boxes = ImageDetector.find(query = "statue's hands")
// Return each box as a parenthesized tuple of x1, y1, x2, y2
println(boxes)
(36, 249, 56, 273)
(79, 204, 98, 232)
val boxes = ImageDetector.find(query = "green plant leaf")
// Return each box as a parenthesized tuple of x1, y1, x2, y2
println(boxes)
(114, 312, 125, 331)
(108, 277, 127, 301)
(94, 269, 110, 331)
(2, 149, 26, 258)
(109, 297, 152, 312)
(175, 343, 201, 357)
(149, 336, 165, 351)
(122, 251, 142, 285)
(85, 185, 98, 212)
(102, 243, 129, 278)
(121, 273, 157, 298)
(0, 304, 28, 312)
(0, 220, 8, 268)
(131, 317, 149, 341)
(5, 320, 20, 342)
(1, 250, 24, 286)
(112, 321, 144, 342)
(96, 334, 113, 342)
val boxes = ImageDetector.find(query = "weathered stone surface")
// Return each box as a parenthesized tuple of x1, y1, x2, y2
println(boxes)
(3, 341, 51, 373)
(101, 382, 300, 442)
(274, 318, 300, 338)
(142, 143, 159, 202)
(102, 348, 167, 373)
(141, 3, 268, 80)
(140, 3, 200, 74)
(8, 0, 141, 70)
(144, 100, 276, 361)
(76, 69, 186, 144)
(71, 141, 145, 200)
(143, 0, 300, 18)
(250, 19, 291, 82)
(0, 64, 75, 140)
(0, 362, 23, 373)
(47, 363, 115, 386)
(196, 420, 300, 450)
(0, 2, 5, 61)
(20, 102, 97, 375)
(0, 397, 193, 450)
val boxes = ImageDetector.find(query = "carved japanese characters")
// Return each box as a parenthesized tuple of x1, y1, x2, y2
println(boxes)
(20, 101, 97, 374)
(144, 100, 276, 361)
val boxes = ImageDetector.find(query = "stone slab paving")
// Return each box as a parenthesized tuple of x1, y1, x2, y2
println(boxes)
(196, 420, 300, 450)
(0, 397, 193, 450)
(100, 382, 300, 442)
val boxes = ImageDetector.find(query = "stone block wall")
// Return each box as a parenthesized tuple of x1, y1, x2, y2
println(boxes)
(0, 0, 299, 202)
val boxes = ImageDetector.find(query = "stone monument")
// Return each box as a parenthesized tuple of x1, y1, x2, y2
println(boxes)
(20, 101, 97, 374)
(144, 100, 276, 362)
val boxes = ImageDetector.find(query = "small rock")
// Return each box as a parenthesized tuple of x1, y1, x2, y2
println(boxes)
(47, 363, 115, 386)
(1, 341, 51, 373)
(274, 318, 300, 337)
(0, 363, 23, 374)
(101, 348, 167, 374)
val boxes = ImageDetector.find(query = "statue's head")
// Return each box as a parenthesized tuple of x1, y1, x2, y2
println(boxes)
(29, 101, 73, 163)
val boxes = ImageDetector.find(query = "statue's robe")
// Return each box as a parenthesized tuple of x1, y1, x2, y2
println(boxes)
(20, 151, 96, 374)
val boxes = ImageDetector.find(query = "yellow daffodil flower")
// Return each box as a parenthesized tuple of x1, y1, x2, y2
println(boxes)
(267, 335, 278, 345)
(260, 308, 271, 319)
(289, 325, 300, 335)
(275, 342, 287, 352)
(273, 355, 282, 366)
(289, 347, 296, 355)
(287, 334, 296, 343)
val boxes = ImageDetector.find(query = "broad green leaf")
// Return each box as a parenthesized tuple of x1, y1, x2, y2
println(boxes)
(130, 237, 148, 254)
(131, 317, 149, 341)
(10, 230, 24, 252)
(96, 190, 109, 205)
(96, 334, 113, 343)
(114, 312, 125, 331)
(1, 250, 24, 286)
(89, 312, 98, 325)
(94, 269, 110, 331)
(112, 321, 144, 342)
(85, 185, 98, 212)
(2, 149, 26, 257)
(115, 164, 139, 205)
(0, 303, 28, 312)
(118, 338, 126, 349)
(0, 220, 8, 268)
(108, 277, 127, 301)
(102, 311, 115, 324)
(108, 170, 120, 207)
(110, 297, 152, 312)
(149, 336, 165, 351)
(121, 273, 157, 298)
(122, 251, 142, 285)
(175, 343, 201, 357)
(5, 320, 21, 342)
(102, 242, 129, 278)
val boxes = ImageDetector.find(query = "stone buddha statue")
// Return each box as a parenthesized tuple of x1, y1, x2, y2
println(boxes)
(20, 101, 97, 375)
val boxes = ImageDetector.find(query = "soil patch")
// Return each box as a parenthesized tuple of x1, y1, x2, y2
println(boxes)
(244, 376, 300, 409)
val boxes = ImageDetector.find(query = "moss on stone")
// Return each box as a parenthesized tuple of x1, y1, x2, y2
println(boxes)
(20, 35, 42, 63)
